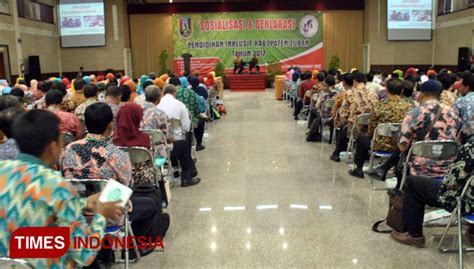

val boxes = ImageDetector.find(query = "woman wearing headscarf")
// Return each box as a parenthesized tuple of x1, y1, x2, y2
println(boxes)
(159, 74, 169, 82)
(205, 73, 215, 88)
(153, 77, 165, 89)
(119, 76, 130, 86)
(124, 79, 137, 102)
(89, 74, 97, 84)
(137, 75, 149, 95)
(113, 103, 156, 186)
(190, 77, 208, 150)
(179, 77, 189, 89)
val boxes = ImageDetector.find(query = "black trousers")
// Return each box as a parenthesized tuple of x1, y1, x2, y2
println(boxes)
(249, 65, 259, 73)
(170, 139, 194, 180)
(294, 100, 304, 118)
(130, 196, 162, 238)
(403, 176, 442, 237)
(194, 118, 205, 146)
(354, 135, 371, 170)
(233, 66, 244, 74)
(332, 125, 349, 156)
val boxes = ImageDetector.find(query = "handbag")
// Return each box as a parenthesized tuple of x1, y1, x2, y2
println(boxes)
(372, 106, 443, 233)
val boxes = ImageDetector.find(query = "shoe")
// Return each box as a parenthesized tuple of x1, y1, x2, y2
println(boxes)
(348, 168, 364, 178)
(367, 166, 387, 181)
(390, 230, 425, 248)
(294, 117, 298, 121)
(191, 168, 198, 178)
(173, 171, 180, 178)
(330, 154, 340, 162)
(181, 177, 201, 187)
(196, 145, 206, 151)
(465, 229, 474, 245)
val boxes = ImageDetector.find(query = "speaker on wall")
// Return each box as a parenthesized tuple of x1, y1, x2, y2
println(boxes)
(28, 55, 41, 80)
(458, 47, 470, 72)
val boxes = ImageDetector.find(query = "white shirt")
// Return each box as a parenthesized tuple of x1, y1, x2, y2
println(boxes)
(157, 94, 191, 141)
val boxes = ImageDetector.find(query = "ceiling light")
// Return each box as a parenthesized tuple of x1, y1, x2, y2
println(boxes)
(169, 0, 172, 3)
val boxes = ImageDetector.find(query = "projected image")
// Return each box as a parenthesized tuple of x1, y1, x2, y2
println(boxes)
(61, 16, 82, 28)
(411, 10, 432, 22)
(389, 10, 410, 22)
(83, 15, 104, 27)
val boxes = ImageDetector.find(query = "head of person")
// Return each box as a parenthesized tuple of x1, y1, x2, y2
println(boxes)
(105, 85, 122, 104)
(74, 78, 86, 92)
(52, 82, 67, 96)
(342, 73, 354, 89)
(366, 72, 375, 83)
(386, 78, 403, 97)
(45, 90, 65, 107)
(460, 74, 474, 96)
(120, 84, 131, 102)
(145, 85, 161, 105)
(83, 84, 98, 99)
(113, 103, 150, 148)
(148, 72, 157, 80)
(12, 110, 63, 165)
(10, 87, 25, 101)
(40, 80, 54, 94)
(401, 79, 415, 98)
(0, 107, 24, 139)
(316, 72, 325, 82)
(325, 75, 336, 88)
(419, 80, 442, 102)
(84, 102, 114, 137)
(179, 77, 189, 88)
(437, 73, 455, 90)
(190, 77, 200, 89)
(353, 72, 366, 86)
(169, 77, 181, 87)
(0, 95, 22, 112)
(291, 72, 300, 83)
(163, 84, 177, 97)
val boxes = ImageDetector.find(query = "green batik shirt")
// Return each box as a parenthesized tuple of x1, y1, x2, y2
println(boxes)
(176, 86, 200, 128)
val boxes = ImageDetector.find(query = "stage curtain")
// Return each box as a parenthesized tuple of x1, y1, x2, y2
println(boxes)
(323, 11, 363, 71)
(129, 14, 173, 77)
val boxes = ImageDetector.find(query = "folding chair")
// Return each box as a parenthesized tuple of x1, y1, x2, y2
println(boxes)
(320, 99, 334, 141)
(65, 178, 140, 268)
(400, 140, 458, 188)
(141, 129, 175, 188)
(368, 123, 402, 189)
(0, 257, 34, 268)
(437, 175, 474, 269)
(345, 113, 370, 164)
(117, 146, 169, 208)
(62, 132, 75, 146)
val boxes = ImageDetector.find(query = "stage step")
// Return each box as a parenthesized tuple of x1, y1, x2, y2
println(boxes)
(227, 74, 267, 92)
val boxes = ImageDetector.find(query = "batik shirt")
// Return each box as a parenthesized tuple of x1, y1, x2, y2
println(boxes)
(339, 84, 379, 127)
(60, 134, 132, 186)
(140, 101, 170, 158)
(134, 94, 147, 108)
(74, 98, 98, 121)
(455, 92, 474, 141)
(177, 87, 200, 128)
(315, 86, 338, 118)
(311, 81, 327, 95)
(368, 96, 414, 151)
(400, 100, 461, 177)
(49, 108, 84, 140)
(0, 138, 19, 160)
(0, 153, 106, 269)
(332, 91, 346, 127)
(437, 141, 474, 213)
(440, 90, 457, 107)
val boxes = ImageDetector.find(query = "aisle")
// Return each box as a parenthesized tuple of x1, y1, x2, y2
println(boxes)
(134, 90, 467, 268)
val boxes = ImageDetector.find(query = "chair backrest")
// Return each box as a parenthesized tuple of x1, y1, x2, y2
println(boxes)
(64, 178, 108, 197)
(141, 129, 167, 146)
(374, 123, 402, 138)
(0, 257, 34, 269)
(355, 113, 370, 126)
(118, 146, 154, 166)
(407, 140, 458, 160)
(62, 132, 75, 146)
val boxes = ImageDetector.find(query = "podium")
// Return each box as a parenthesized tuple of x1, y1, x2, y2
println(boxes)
(274, 75, 285, 100)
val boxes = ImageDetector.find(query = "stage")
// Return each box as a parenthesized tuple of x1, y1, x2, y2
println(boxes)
(226, 73, 267, 92)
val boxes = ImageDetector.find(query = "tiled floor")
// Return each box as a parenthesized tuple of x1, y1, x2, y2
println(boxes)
(129, 90, 473, 268)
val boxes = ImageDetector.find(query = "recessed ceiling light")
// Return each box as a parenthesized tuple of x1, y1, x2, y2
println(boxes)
(169, 0, 173, 3)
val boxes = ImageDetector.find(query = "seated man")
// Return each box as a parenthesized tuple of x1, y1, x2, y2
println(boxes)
(157, 84, 201, 187)
(399, 80, 461, 179)
(75, 84, 99, 121)
(67, 78, 86, 112)
(0, 109, 123, 268)
(306, 75, 336, 142)
(348, 78, 413, 178)
(141, 85, 170, 159)
(293, 72, 315, 120)
(233, 55, 244, 74)
(249, 55, 260, 73)
(0, 107, 24, 160)
(391, 141, 474, 248)
(330, 72, 379, 162)
(45, 89, 84, 140)
(455, 74, 474, 144)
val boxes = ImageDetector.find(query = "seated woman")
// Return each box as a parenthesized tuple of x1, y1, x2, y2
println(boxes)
(113, 103, 156, 187)
(391, 141, 474, 248)
(0, 107, 24, 160)
(61, 103, 169, 250)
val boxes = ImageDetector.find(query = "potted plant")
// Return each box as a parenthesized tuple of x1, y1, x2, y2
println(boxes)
(159, 50, 170, 75)
(328, 54, 340, 71)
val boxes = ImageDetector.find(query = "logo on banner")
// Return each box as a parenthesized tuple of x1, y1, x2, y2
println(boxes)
(299, 15, 318, 38)
(179, 16, 192, 38)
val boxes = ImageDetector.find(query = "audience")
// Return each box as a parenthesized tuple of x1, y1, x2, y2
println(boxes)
(45, 90, 84, 139)
(75, 84, 99, 121)
(0, 109, 124, 268)
(104, 85, 122, 120)
(68, 78, 86, 111)
(455, 74, 474, 143)
(0, 107, 24, 160)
